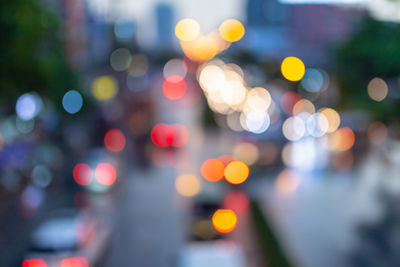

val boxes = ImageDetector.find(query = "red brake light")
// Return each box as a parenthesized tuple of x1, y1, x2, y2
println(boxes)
(22, 259, 47, 267)
(60, 257, 89, 267)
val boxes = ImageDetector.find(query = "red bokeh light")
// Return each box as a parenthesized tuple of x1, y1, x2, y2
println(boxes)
(95, 163, 117, 186)
(223, 190, 249, 213)
(280, 92, 301, 115)
(151, 123, 174, 148)
(151, 123, 188, 148)
(104, 129, 126, 152)
(162, 75, 187, 100)
(73, 163, 93, 186)
(22, 259, 47, 267)
(171, 124, 189, 147)
(60, 257, 89, 267)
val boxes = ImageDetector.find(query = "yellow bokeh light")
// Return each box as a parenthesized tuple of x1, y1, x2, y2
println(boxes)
(212, 209, 237, 234)
(367, 77, 388, 102)
(319, 108, 340, 133)
(224, 161, 249, 184)
(281, 57, 306, 82)
(180, 33, 220, 62)
(219, 19, 245, 42)
(175, 18, 201, 42)
(91, 76, 118, 101)
(175, 174, 201, 197)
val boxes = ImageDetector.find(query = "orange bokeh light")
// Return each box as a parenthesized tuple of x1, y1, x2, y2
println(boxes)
(163, 75, 187, 100)
(95, 163, 117, 186)
(60, 257, 89, 267)
(224, 161, 249, 185)
(73, 163, 93, 186)
(333, 127, 355, 151)
(200, 158, 225, 182)
(212, 209, 238, 234)
(22, 259, 47, 267)
(104, 128, 126, 152)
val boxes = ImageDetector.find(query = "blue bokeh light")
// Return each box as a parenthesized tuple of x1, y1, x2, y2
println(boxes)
(62, 90, 83, 114)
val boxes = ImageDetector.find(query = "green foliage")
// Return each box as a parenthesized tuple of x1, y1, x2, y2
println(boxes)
(0, 0, 76, 105)
(333, 17, 400, 120)
(251, 201, 294, 267)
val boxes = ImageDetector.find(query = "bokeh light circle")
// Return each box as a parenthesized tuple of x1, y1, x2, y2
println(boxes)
(280, 92, 301, 115)
(73, 163, 93, 186)
(175, 174, 201, 197)
(282, 116, 306, 141)
(319, 108, 340, 133)
(110, 48, 131, 71)
(95, 163, 117, 186)
(219, 19, 245, 42)
(171, 124, 189, 147)
(151, 123, 175, 148)
(301, 68, 329, 92)
(245, 110, 270, 134)
(16, 93, 42, 120)
(62, 90, 83, 114)
(104, 129, 126, 152)
(223, 190, 249, 213)
(281, 57, 306, 82)
(224, 161, 249, 184)
(212, 209, 238, 234)
(200, 159, 225, 182)
(367, 77, 388, 102)
(175, 18, 201, 42)
(233, 142, 259, 165)
(91, 76, 118, 101)
(333, 127, 355, 151)
(163, 58, 187, 79)
(163, 75, 187, 100)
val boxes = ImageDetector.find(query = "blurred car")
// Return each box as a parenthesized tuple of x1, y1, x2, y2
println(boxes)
(22, 209, 110, 267)
(190, 184, 225, 241)
(178, 241, 246, 267)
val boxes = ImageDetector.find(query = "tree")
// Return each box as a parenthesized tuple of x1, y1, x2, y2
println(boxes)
(333, 16, 400, 121)
(0, 0, 76, 106)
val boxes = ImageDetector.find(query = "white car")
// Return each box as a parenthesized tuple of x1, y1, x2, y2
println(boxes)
(178, 241, 246, 267)
(23, 209, 110, 267)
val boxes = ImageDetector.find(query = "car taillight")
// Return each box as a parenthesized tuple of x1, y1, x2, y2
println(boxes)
(60, 257, 89, 267)
(22, 259, 47, 267)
